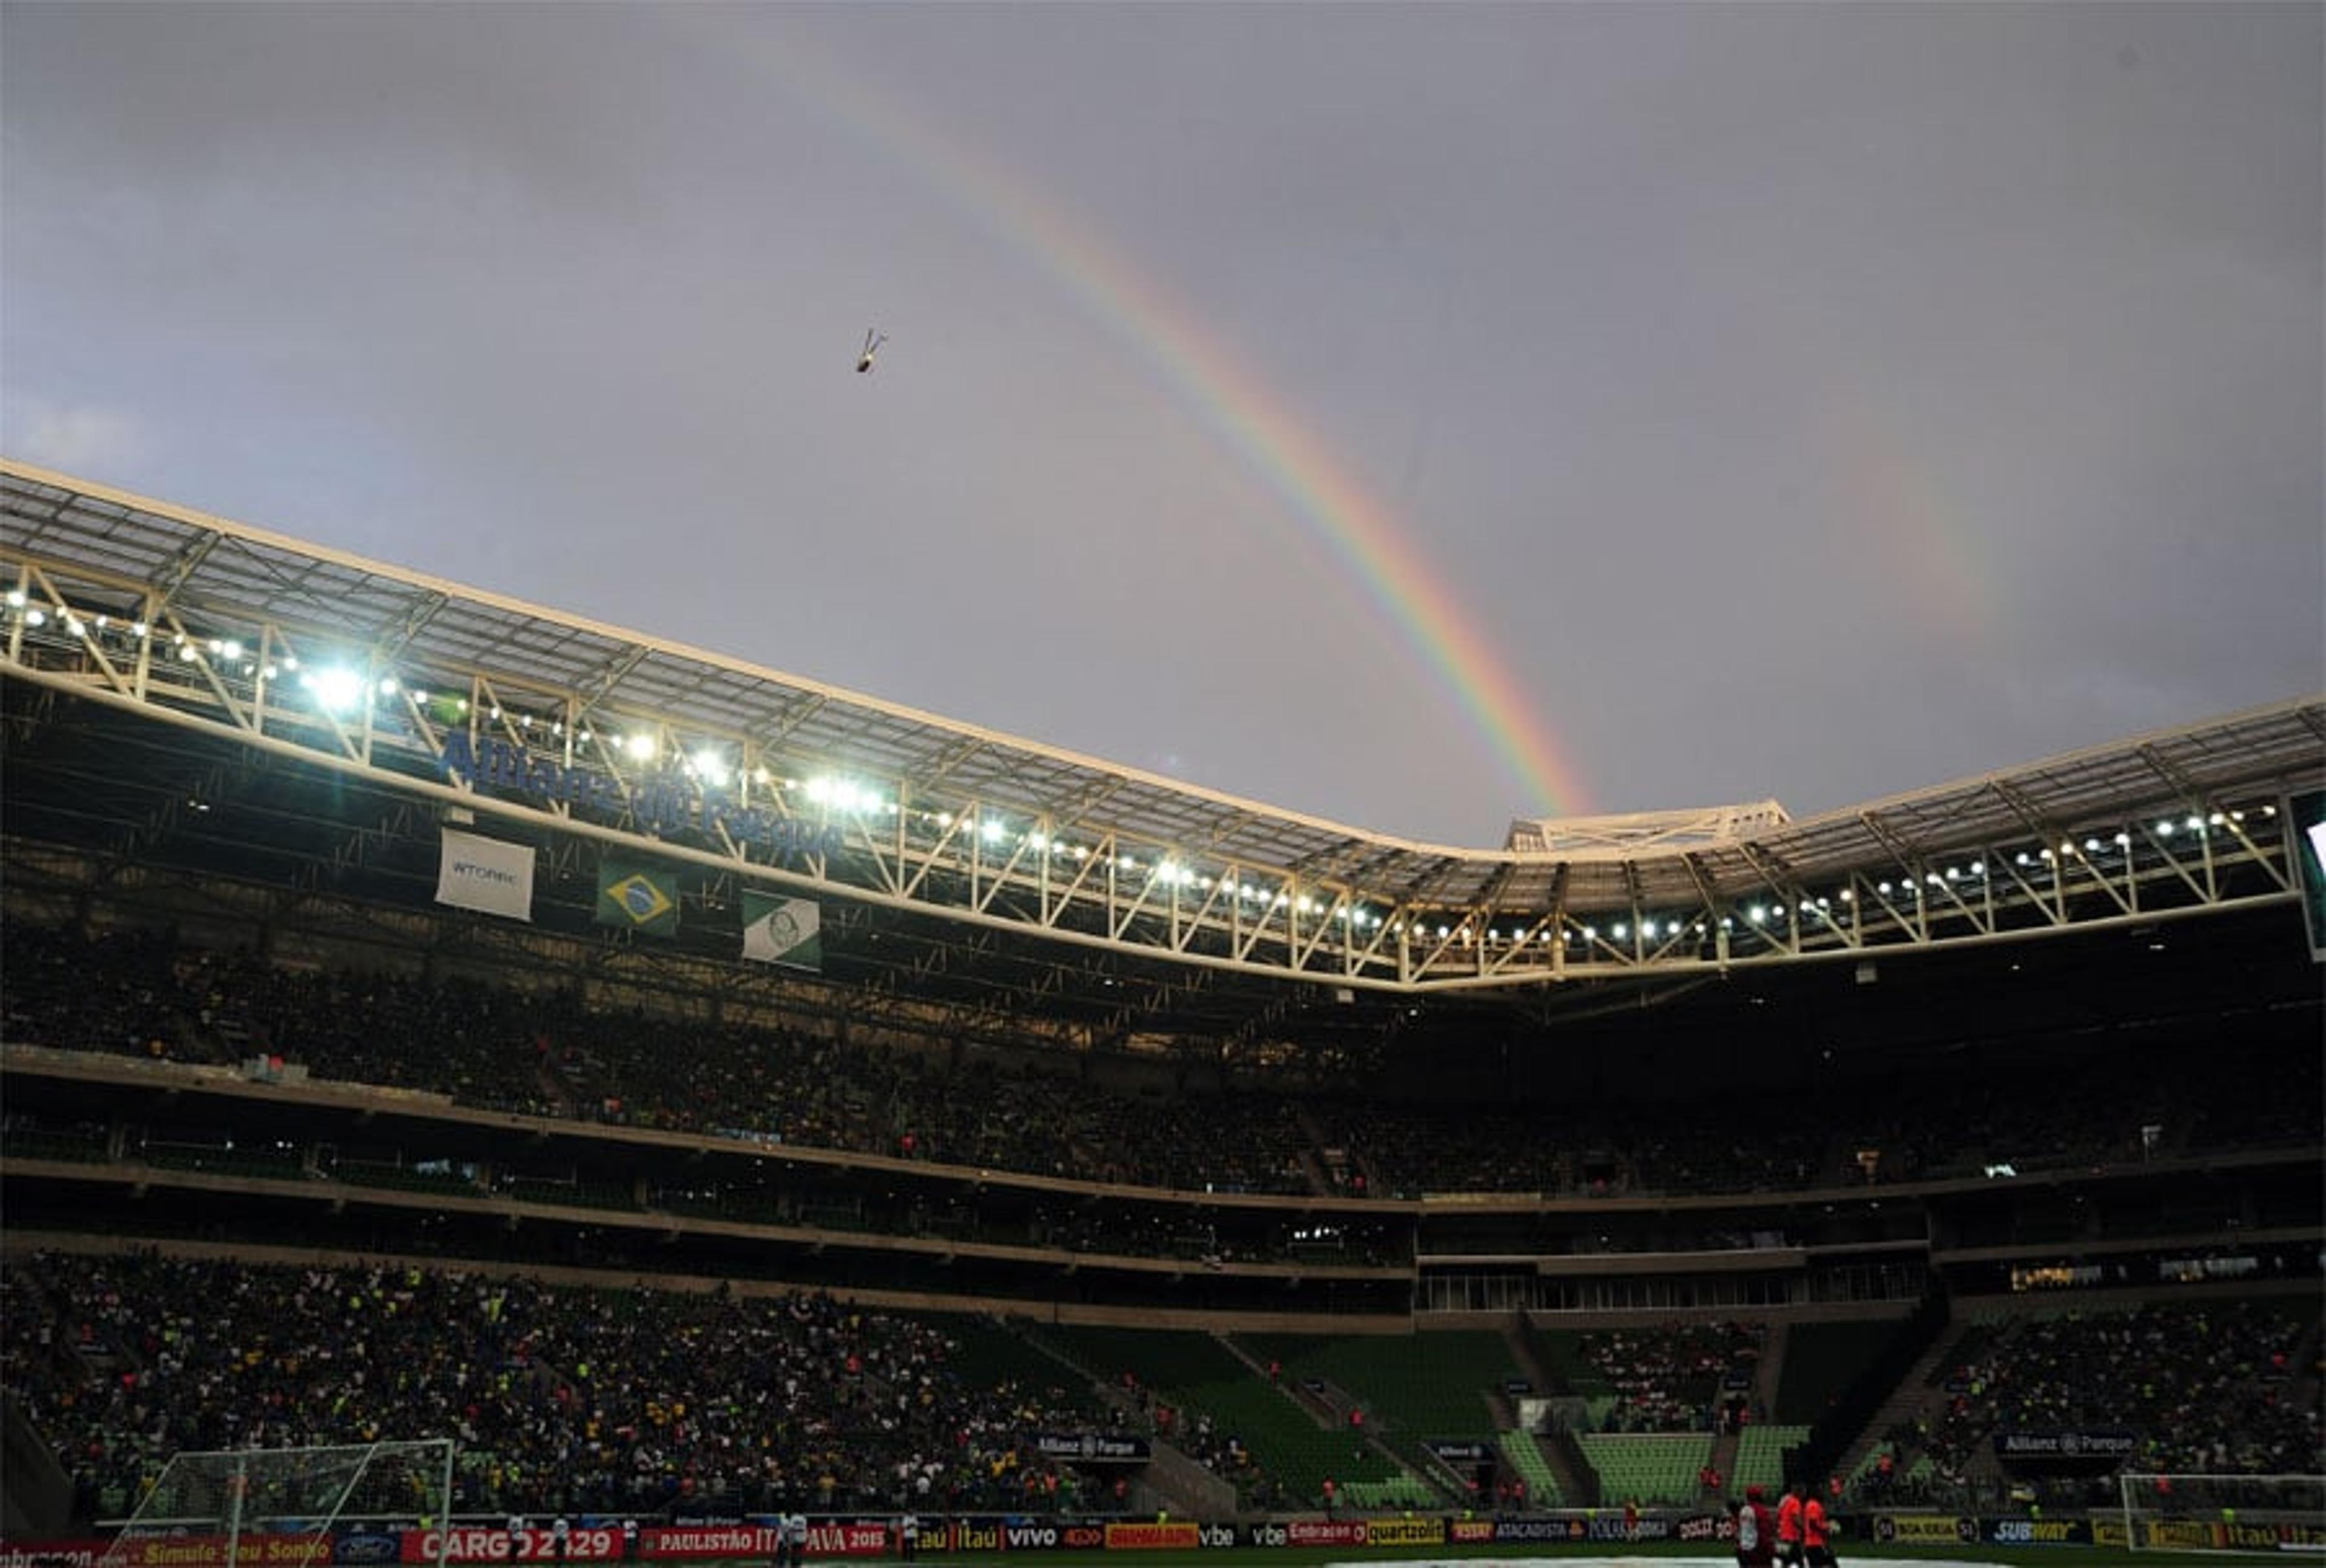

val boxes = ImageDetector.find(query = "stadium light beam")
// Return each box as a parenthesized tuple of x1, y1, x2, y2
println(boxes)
(303, 666, 366, 716)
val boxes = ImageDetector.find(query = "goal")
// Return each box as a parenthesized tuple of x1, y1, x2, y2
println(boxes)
(2118, 1473, 2326, 1553)
(102, 1439, 455, 1568)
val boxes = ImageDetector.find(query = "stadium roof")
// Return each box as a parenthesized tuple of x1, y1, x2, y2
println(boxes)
(5, 456, 2322, 1000)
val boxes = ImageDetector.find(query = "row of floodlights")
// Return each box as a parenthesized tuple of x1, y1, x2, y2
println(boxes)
(5, 595, 283, 668)
(8, 598, 2281, 945)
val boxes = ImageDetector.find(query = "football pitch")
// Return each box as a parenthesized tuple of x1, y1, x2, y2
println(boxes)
(691, 1550, 2258, 1568)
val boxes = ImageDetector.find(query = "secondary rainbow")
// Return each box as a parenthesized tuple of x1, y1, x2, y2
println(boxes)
(702, 20, 1592, 822)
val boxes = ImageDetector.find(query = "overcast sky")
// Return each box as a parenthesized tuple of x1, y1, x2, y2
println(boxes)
(4, 2, 2319, 845)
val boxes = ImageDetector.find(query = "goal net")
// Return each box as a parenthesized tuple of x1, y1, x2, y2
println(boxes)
(102, 1439, 455, 1568)
(2118, 1473, 2326, 1553)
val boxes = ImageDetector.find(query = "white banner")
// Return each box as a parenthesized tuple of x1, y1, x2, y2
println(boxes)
(435, 829, 534, 921)
(741, 891, 820, 970)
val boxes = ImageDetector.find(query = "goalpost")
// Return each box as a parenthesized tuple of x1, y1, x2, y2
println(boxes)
(101, 1439, 456, 1568)
(2118, 1473, 2326, 1554)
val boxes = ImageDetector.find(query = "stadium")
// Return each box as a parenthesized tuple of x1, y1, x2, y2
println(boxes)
(2, 456, 2321, 1566)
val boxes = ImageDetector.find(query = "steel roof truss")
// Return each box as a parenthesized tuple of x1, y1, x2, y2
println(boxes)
(1733, 841, 1807, 958)
(2135, 743, 2288, 894)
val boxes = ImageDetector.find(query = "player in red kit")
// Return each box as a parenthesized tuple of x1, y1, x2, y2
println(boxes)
(1803, 1484, 1837, 1568)
(1738, 1485, 1776, 1568)
(1776, 1483, 1806, 1568)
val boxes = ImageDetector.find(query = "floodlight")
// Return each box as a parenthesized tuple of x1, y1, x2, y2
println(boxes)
(626, 733, 656, 760)
(304, 666, 365, 715)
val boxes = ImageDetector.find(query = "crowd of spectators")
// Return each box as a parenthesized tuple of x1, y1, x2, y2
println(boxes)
(5, 1243, 2314, 1529)
(1874, 1300, 2322, 1509)
(3, 925, 199, 1067)
(1577, 1321, 1766, 1433)
(4, 922, 2316, 1205)
(2, 1249, 1124, 1525)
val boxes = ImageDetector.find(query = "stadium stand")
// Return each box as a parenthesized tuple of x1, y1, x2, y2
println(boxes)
(1872, 1298, 2322, 1508)
(1732, 1424, 1809, 1495)
(2, 470, 2322, 1538)
(1574, 1432, 1713, 1506)
(1774, 1320, 1897, 1424)
(1233, 1330, 1518, 1502)
(1566, 1321, 1766, 1432)
(1031, 1326, 1412, 1510)
(10, 922, 2317, 1212)
(1496, 1429, 1564, 1507)
(3, 1250, 1133, 1523)
(1233, 1329, 1516, 1442)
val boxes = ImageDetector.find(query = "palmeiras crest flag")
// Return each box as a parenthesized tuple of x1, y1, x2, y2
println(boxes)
(595, 854, 680, 936)
(741, 890, 821, 971)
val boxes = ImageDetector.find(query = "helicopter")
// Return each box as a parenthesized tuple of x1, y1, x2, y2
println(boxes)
(855, 328, 887, 374)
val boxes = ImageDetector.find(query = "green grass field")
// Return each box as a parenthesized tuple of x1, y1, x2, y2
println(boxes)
(697, 1544, 2260, 1568)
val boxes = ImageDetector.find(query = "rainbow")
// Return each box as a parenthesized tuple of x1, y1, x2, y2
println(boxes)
(675, 18, 1592, 822)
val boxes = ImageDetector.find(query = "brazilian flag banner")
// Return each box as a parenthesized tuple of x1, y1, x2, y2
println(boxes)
(596, 854, 680, 936)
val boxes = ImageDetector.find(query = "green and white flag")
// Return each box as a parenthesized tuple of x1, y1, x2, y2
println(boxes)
(596, 854, 680, 936)
(741, 890, 820, 971)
